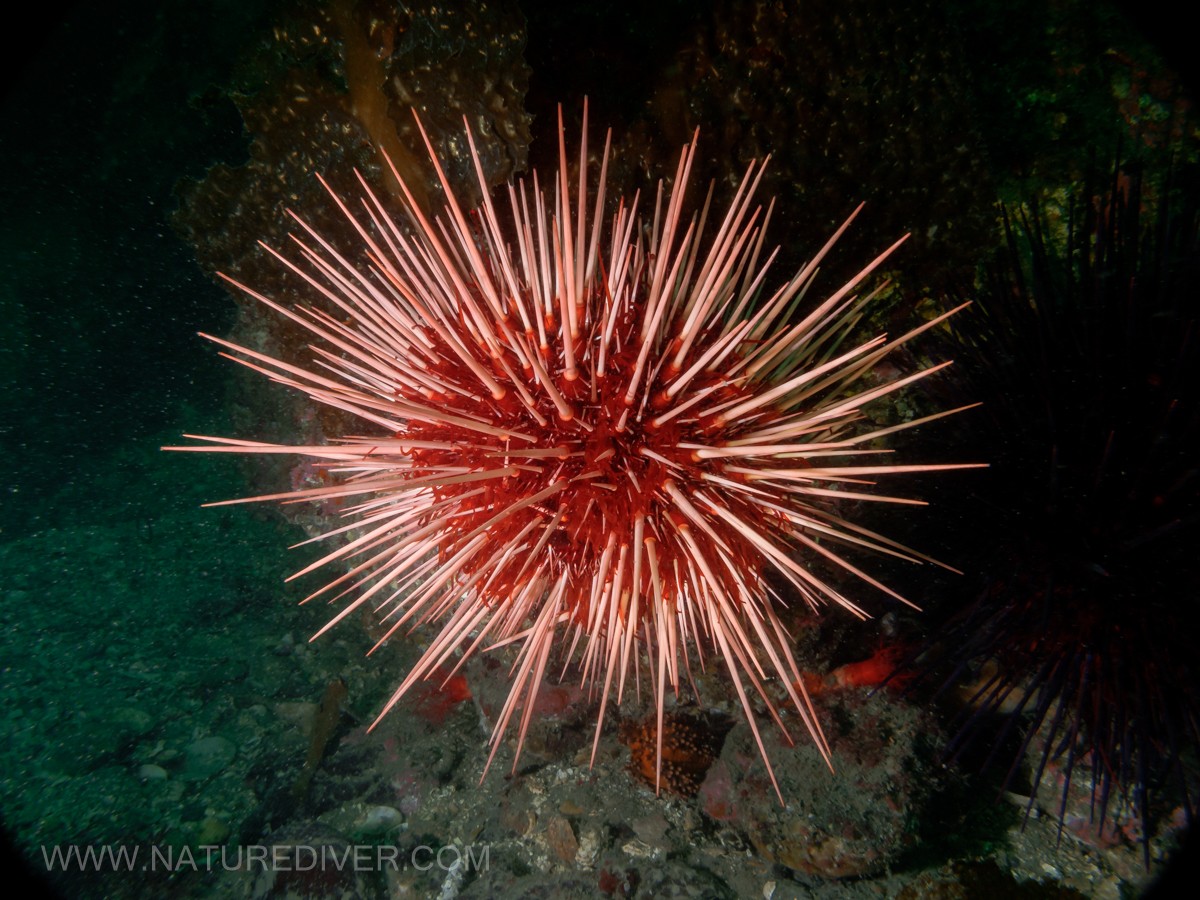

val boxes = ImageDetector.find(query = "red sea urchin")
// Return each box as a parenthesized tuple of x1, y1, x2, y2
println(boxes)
(168, 105, 979, 799)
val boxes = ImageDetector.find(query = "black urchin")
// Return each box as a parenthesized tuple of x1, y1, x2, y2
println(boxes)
(909, 157, 1200, 866)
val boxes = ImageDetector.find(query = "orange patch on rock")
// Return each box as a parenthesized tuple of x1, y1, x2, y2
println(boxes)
(802, 644, 911, 696)
(409, 666, 472, 725)
(619, 712, 730, 797)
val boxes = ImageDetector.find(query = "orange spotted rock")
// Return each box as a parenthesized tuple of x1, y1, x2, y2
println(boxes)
(619, 712, 731, 797)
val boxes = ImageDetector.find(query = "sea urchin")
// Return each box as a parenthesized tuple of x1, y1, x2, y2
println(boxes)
(169, 105, 979, 799)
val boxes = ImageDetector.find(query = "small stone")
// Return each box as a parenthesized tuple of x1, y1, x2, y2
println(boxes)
(196, 816, 230, 845)
(631, 813, 669, 848)
(621, 838, 658, 859)
(545, 815, 578, 864)
(576, 826, 601, 869)
(180, 736, 236, 781)
(357, 805, 404, 835)
(499, 804, 535, 836)
(137, 764, 168, 782)
(111, 707, 155, 739)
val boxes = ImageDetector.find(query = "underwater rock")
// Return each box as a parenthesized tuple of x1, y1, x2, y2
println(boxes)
(173, 0, 532, 505)
(181, 735, 237, 781)
(712, 688, 940, 879)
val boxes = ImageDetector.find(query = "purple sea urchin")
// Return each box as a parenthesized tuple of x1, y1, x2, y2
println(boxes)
(910, 161, 1200, 864)
(169, 105, 979, 798)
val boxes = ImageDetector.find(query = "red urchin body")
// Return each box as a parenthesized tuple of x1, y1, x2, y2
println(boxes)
(170, 104, 978, 798)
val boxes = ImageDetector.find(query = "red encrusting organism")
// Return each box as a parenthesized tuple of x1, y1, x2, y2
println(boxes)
(168, 103, 980, 800)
